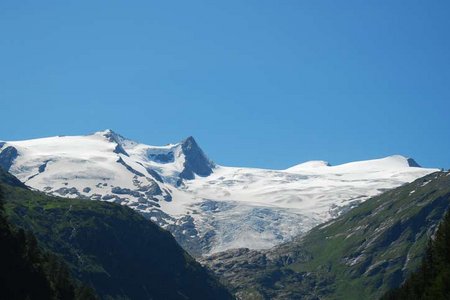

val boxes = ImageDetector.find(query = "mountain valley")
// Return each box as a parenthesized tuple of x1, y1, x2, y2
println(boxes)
(202, 171, 450, 299)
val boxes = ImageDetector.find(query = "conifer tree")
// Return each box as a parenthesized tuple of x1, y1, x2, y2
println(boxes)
(382, 211, 450, 300)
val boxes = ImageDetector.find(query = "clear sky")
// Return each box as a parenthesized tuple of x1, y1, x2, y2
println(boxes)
(1, 1, 449, 169)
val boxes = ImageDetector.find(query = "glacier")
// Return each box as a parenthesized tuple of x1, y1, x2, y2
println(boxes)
(0, 130, 438, 255)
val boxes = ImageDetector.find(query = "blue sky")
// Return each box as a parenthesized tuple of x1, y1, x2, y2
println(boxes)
(1, 1, 449, 169)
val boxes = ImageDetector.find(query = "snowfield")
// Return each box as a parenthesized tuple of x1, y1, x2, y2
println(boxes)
(0, 130, 438, 255)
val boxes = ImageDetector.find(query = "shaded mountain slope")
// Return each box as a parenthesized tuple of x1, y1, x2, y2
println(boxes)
(0, 185, 96, 300)
(203, 171, 450, 299)
(382, 210, 450, 300)
(0, 169, 233, 300)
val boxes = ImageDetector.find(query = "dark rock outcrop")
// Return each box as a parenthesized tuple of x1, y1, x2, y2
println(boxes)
(179, 136, 214, 180)
(0, 146, 18, 172)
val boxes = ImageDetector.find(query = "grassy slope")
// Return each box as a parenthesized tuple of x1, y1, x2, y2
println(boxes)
(1, 172, 233, 300)
(290, 172, 450, 299)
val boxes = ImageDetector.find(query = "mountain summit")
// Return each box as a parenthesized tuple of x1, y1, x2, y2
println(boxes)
(0, 131, 438, 255)
(179, 136, 215, 181)
(286, 155, 420, 172)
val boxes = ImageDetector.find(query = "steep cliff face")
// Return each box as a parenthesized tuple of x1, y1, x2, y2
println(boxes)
(0, 145, 18, 172)
(178, 136, 215, 180)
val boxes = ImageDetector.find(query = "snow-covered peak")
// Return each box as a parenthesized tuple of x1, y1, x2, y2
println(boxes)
(286, 160, 330, 171)
(0, 131, 438, 255)
(94, 128, 117, 136)
(286, 155, 421, 174)
(93, 129, 132, 144)
(330, 155, 421, 172)
(0, 131, 214, 185)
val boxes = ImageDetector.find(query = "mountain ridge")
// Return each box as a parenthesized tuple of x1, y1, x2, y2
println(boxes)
(0, 130, 438, 255)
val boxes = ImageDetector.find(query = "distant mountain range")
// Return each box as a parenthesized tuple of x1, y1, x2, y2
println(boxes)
(0, 130, 437, 255)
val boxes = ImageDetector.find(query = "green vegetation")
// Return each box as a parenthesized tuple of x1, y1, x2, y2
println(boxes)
(0, 183, 97, 300)
(0, 169, 233, 300)
(287, 172, 450, 299)
(204, 172, 450, 299)
(382, 210, 450, 299)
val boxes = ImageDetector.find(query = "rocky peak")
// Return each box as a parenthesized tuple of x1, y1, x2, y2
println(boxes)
(0, 146, 18, 172)
(406, 158, 421, 167)
(97, 129, 129, 156)
(178, 136, 215, 180)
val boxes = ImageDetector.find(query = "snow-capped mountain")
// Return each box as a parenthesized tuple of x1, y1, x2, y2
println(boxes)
(0, 130, 438, 255)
